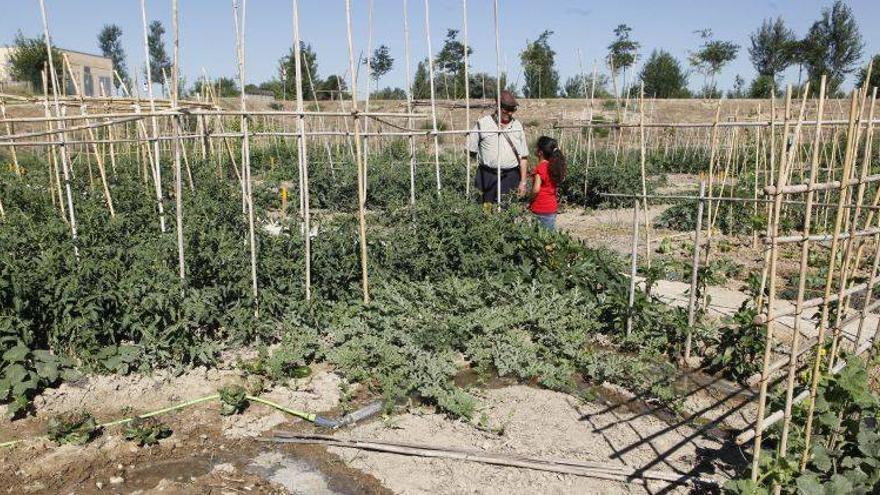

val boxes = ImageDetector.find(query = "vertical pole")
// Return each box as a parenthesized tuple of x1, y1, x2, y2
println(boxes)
(38, 0, 78, 256)
(638, 82, 650, 265)
(683, 180, 706, 363)
(703, 99, 723, 264)
(402, 0, 416, 205)
(345, 0, 371, 304)
(172, 0, 185, 281)
(234, 0, 259, 311)
(361, 0, 374, 199)
(140, 0, 167, 233)
(492, 0, 502, 209)
(778, 76, 825, 464)
(292, 0, 312, 300)
(423, 0, 442, 193)
(801, 91, 859, 471)
(462, 0, 471, 199)
(751, 84, 798, 483)
(626, 199, 639, 337)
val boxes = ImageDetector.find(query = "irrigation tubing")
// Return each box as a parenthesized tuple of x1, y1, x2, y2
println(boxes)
(0, 392, 370, 449)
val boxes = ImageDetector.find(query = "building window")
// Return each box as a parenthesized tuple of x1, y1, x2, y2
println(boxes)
(66, 74, 77, 95)
(99, 76, 112, 96)
(83, 66, 94, 96)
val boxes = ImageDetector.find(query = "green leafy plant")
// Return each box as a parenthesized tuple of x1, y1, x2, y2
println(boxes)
(705, 302, 765, 382)
(124, 417, 172, 446)
(725, 355, 880, 494)
(47, 412, 99, 445)
(218, 384, 249, 415)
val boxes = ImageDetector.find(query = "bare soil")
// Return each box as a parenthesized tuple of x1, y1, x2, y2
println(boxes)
(1, 356, 742, 495)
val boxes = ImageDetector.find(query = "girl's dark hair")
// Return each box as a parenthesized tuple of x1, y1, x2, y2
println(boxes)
(537, 136, 566, 185)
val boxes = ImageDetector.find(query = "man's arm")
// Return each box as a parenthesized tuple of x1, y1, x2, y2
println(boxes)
(517, 157, 528, 195)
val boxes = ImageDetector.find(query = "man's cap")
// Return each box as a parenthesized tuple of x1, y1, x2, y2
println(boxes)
(500, 90, 518, 110)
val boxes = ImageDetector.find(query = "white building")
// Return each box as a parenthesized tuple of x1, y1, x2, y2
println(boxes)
(0, 46, 114, 96)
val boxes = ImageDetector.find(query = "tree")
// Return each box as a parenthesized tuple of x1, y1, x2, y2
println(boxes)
(467, 72, 510, 99)
(146, 20, 171, 91)
(520, 30, 559, 98)
(562, 73, 611, 98)
(97, 24, 128, 90)
(727, 75, 747, 98)
(607, 24, 640, 95)
(7, 31, 63, 93)
(215, 77, 240, 97)
(412, 59, 431, 99)
(280, 42, 320, 100)
(856, 54, 880, 90)
(748, 17, 795, 94)
(371, 87, 406, 100)
(433, 29, 473, 99)
(365, 44, 394, 87)
(315, 74, 347, 101)
(638, 50, 689, 98)
(801, 1, 864, 95)
(192, 77, 238, 97)
(748, 74, 777, 98)
(689, 29, 739, 97)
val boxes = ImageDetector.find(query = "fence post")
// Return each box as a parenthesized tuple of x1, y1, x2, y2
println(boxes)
(683, 180, 706, 363)
(626, 199, 640, 337)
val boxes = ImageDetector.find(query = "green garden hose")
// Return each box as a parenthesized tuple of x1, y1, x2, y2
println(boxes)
(0, 391, 355, 449)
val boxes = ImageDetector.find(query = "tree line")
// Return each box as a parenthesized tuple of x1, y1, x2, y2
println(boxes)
(6, 1, 875, 100)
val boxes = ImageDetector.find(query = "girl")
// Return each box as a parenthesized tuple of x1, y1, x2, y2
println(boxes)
(529, 136, 567, 230)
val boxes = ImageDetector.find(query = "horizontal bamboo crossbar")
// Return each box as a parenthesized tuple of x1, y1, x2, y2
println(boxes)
(770, 227, 880, 245)
(764, 173, 880, 195)
(553, 118, 880, 130)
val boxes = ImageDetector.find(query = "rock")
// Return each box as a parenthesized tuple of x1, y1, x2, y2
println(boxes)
(95, 481, 104, 489)
(212, 463, 236, 474)
(109, 476, 124, 485)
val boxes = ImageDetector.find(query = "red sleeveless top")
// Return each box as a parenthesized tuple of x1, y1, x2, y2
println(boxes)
(530, 160, 558, 214)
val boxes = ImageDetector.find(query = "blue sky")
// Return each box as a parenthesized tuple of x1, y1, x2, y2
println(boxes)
(2, 0, 877, 96)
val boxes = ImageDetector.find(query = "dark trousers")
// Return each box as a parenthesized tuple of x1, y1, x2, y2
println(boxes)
(474, 165, 520, 204)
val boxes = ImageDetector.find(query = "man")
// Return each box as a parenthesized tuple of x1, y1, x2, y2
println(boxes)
(466, 90, 529, 206)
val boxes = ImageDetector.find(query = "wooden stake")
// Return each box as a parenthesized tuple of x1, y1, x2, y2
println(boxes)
(402, 0, 416, 205)
(683, 180, 706, 363)
(38, 0, 78, 256)
(345, 0, 371, 304)
(292, 0, 312, 300)
(777, 79, 823, 462)
(140, 0, 167, 233)
(234, 0, 259, 310)
(626, 200, 639, 337)
(799, 90, 860, 471)
(423, 0, 442, 193)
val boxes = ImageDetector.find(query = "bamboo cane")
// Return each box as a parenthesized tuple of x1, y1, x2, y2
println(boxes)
(799, 91, 860, 471)
(233, 0, 259, 312)
(750, 84, 798, 483)
(140, 0, 167, 233)
(345, 0, 370, 304)
(423, 0, 442, 194)
(292, 0, 312, 300)
(777, 79, 824, 463)
(402, 0, 417, 205)
(38, 0, 78, 256)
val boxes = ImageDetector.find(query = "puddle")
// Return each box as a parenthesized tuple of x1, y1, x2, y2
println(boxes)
(453, 366, 520, 389)
(249, 451, 340, 494)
